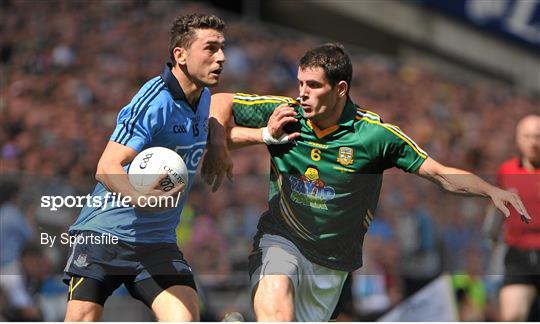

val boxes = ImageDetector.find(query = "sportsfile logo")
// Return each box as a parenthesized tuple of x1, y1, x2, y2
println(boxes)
(40, 192, 182, 211)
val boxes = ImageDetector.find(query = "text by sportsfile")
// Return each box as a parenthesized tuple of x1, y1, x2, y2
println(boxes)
(41, 232, 119, 248)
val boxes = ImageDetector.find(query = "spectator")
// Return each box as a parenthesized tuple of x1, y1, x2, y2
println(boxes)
(0, 177, 34, 268)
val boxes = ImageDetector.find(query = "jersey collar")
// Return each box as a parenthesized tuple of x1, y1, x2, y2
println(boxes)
(337, 97, 358, 128)
(303, 97, 357, 139)
(160, 62, 186, 101)
(160, 62, 202, 112)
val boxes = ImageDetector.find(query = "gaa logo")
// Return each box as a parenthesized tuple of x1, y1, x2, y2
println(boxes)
(139, 153, 154, 169)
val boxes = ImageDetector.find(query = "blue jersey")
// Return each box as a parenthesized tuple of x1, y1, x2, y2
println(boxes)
(70, 63, 210, 243)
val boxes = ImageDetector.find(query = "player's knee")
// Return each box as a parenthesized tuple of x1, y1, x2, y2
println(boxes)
(501, 310, 528, 322)
(154, 304, 199, 322)
(65, 300, 102, 321)
(254, 276, 295, 321)
(156, 310, 199, 322)
(500, 304, 529, 322)
(258, 305, 294, 321)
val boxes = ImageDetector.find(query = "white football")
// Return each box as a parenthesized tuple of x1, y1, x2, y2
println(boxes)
(128, 147, 188, 193)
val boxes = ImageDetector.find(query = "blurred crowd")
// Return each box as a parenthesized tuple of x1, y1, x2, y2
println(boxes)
(1, 0, 539, 321)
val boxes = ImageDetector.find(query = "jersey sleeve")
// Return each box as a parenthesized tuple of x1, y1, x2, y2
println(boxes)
(110, 97, 166, 152)
(378, 123, 428, 172)
(232, 93, 297, 128)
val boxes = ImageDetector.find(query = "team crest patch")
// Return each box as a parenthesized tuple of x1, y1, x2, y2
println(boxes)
(74, 253, 89, 268)
(337, 147, 354, 166)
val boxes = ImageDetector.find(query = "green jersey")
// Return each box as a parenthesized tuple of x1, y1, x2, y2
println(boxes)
(233, 93, 428, 271)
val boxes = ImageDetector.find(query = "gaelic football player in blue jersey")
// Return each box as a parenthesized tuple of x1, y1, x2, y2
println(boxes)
(63, 14, 226, 321)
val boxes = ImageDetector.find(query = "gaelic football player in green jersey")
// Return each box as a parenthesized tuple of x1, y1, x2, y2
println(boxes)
(202, 43, 530, 321)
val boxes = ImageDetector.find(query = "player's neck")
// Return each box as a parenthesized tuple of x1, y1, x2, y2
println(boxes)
(311, 97, 346, 129)
(172, 65, 203, 106)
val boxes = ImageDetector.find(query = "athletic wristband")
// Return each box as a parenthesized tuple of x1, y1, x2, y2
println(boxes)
(262, 127, 289, 145)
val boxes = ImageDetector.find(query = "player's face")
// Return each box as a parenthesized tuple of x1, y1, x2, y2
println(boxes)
(185, 28, 226, 87)
(297, 67, 340, 124)
(517, 116, 540, 163)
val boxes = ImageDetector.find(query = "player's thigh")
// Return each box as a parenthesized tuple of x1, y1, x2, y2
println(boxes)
(500, 284, 536, 321)
(64, 276, 113, 321)
(253, 274, 295, 317)
(151, 285, 199, 321)
(291, 261, 348, 322)
(65, 300, 103, 322)
(128, 271, 199, 321)
(250, 241, 347, 322)
(249, 234, 303, 320)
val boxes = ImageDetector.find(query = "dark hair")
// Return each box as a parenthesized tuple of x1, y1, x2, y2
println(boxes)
(298, 43, 352, 93)
(168, 13, 225, 62)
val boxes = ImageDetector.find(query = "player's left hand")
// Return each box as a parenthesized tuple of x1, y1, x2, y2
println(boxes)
(489, 187, 531, 223)
(202, 145, 233, 192)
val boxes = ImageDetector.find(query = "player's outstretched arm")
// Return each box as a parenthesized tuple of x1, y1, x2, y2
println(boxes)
(203, 93, 262, 191)
(203, 93, 299, 191)
(203, 93, 235, 191)
(415, 157, 531, 223)
(96, 141, 184, 210)
(207, 93, 299, 149)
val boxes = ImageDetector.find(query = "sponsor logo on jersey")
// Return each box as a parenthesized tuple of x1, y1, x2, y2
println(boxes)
(175, 141, 206, 175)
(289, 166, 335, 210)
(337, 147, 354, 166)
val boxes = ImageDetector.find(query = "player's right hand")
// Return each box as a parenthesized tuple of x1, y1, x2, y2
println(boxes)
(133, 173, 186, 212)
(265, 103, 301, 144)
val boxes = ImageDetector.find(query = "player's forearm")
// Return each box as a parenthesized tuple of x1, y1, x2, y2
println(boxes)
(208, 93, 235, 148)
(95, 163, 140, 200)
(418, 157, 496, 197)
(428, 167, 494, 197)
(227, 126, 264, 150)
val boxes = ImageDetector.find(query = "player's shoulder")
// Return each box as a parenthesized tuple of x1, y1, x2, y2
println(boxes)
(353, 107, 392, 138)
(128, 77, 168, 106)
(355, 107, 383, 124)
(232, 93, 297, 106)
(116, 77, 169, 119)
(135, 76, 167, 97)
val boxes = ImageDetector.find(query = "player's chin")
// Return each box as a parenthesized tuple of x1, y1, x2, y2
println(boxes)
(303, 110, 314, 119)
(204, 74, 221, 87)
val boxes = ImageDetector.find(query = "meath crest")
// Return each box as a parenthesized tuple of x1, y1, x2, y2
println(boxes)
(337, 147, 354, 166)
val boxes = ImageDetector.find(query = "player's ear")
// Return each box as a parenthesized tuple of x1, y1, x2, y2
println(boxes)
(337, 80, 348, 98)
(173, 47, 188, 66)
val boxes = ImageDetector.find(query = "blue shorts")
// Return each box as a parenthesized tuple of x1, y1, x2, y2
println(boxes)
(63, 231, 196, 306)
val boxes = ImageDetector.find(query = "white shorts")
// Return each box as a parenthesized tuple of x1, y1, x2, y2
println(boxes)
(250, 234, 348, 321)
